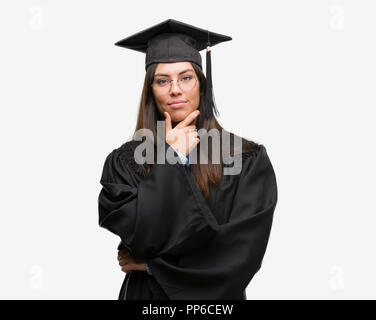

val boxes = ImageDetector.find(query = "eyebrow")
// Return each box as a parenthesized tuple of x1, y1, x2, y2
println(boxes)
(154, 69, 194, 77)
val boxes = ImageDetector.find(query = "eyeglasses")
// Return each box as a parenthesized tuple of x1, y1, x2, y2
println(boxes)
(151, 75, 198, 93)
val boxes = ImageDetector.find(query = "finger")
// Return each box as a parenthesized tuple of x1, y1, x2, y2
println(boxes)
(119, 259, 129, 266)
(117, 251, 130, 261)
(121, 263, 134, 273)
(185, 125, 196, 130)
(121, 265, 130, 273)
(164, 112, 172, 133)
(188, 130, 198, 136)
(118, 255, 131, 264)
(178, 110, 199, 128)
(118, 255, 132, 264)
(176, 110, 200, 128)
(118, 250, 130, 257)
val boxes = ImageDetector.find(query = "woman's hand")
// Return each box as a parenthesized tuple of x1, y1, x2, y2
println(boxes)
(117, 249, 146, 273)
(164, 110, 200, 156)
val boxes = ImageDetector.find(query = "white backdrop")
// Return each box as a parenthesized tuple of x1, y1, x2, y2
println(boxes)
(1, 0, 375, 299)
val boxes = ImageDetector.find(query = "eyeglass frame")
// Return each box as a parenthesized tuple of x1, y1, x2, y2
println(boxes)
(150, 75, 198, 93)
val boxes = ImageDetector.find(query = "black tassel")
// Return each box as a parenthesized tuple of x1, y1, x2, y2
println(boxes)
(204, 33, 220, 120)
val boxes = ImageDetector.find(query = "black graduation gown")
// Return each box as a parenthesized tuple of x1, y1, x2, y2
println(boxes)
(98, 138, 278, 300)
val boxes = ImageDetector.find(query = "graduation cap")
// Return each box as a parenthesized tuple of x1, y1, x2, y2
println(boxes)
(115, 19, 232, 120)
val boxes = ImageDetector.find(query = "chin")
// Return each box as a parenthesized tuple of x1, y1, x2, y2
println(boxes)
(169, 109, 189, 121)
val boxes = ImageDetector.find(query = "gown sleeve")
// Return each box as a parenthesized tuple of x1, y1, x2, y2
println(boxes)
(98, 141, 220, 258)
(145, 144, 278, 299)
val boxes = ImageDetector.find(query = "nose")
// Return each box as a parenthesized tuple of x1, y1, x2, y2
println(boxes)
(169, 79, 182, 95)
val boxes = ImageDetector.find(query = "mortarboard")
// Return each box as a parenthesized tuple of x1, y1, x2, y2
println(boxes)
(114, 18, 232, 120)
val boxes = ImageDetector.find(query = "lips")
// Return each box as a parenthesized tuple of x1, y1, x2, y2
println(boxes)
(169, 100, 187, 105)
(169, 101, 187, 108)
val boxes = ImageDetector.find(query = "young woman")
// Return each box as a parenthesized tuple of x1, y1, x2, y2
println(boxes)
(98, 19, 278, 300)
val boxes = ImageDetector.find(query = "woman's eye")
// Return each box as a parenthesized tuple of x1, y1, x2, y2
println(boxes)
(157, 79, 168, 85)
(181, 76, 192, 81)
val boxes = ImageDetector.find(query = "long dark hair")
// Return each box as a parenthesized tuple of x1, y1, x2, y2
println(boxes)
(133, 62, 234, 198)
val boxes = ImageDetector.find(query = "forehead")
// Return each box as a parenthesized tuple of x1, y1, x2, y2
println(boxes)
(154, 62, 194, 76)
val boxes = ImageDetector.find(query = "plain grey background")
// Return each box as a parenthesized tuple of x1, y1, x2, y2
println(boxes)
(1, 0, 375, 299)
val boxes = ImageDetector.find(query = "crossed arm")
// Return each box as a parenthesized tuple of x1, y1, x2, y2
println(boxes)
(116, 150, 190, 276)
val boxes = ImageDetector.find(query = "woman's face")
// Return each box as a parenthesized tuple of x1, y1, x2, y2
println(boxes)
(152, 62, 200, 125)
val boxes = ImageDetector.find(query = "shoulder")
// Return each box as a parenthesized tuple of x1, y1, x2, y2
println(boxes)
(111, 139, 147, 177)
(236, 137, 275, 184)
(100, 139, 143, 183)
(240, 137, 266, 164)
(224, 131, 266, 163)
(116, 139, 143, 157)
